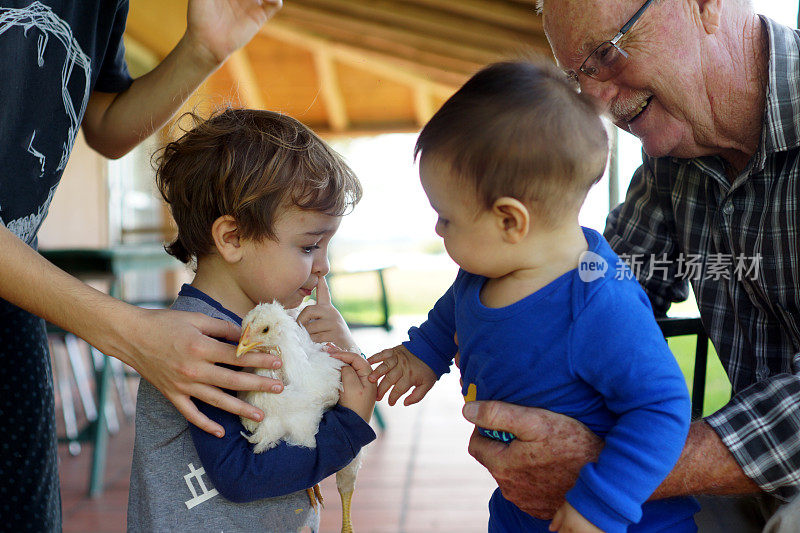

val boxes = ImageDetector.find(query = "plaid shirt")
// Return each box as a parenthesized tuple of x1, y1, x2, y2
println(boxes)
(604, 16, 800, 501)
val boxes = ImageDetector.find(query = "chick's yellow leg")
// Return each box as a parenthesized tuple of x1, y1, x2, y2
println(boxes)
(306, 484, 324, 511)
(339, 489, 354, 533)
(314, 484, 324, 508)
(306, 487, 317, 510)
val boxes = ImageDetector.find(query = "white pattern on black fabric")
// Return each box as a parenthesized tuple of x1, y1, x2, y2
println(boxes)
(0, 2, 91, 243)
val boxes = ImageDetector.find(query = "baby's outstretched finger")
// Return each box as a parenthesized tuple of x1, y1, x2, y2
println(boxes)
(404, 382, 433, 406)
(367, 348, 395, 364)
(369, 357, 396, 383)
(387, 379, 412, 406)
(375, 366, 403, 401)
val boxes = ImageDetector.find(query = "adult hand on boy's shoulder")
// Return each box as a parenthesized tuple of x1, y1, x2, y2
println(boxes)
(127, 307, 284, 438)
(463, 401, 601, 520)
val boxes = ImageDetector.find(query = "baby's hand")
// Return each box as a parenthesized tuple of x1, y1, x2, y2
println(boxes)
(297, 277, 358, 353)
(549, 502, 602, 533)
(330, 350, 377, 423)
(367, 345, 437, 406)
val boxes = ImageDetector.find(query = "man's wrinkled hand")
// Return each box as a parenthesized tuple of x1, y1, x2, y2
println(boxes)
(463, 401, 602, 520)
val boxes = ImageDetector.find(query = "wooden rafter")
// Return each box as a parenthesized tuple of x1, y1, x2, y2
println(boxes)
(226, 48, 266, 109)
(265, 22, 460, 98)
(395, 0, 542, 33)
(413, 85, 435, 127)
(125, 0, 551, 135)
(289, 0, 542, 54)
(278, 4, 498, 70)
(313, 49, 349, 132)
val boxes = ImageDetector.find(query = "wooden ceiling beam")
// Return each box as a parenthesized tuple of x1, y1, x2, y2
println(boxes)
(265, 22, 459, 98)
(414, 86, 435, 128)
(318, 124, 421, 138)
(275, 18, 487, 78)
(288, 0, 542, 54)
(313, 49, 349, 132)
(278, 3, 501, 67)
(226, 48, 266, 109)
(395, 0, 543, 34)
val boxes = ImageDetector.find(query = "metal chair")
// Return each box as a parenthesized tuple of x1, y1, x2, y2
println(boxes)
(657, 316, 710, 420)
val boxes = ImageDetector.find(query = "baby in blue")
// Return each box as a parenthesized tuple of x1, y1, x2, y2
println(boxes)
(368, 60, 699, 532)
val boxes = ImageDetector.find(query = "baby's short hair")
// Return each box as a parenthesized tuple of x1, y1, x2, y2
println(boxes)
(156, 108, 361, 264)
(415, 59, 609, 224)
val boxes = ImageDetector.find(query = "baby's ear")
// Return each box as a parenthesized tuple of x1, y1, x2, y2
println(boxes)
(491, 197, 529, 244)
(212, 215, 243, 263)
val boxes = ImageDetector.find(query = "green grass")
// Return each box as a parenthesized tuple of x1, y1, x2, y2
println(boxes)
(667, 335, 732, 417)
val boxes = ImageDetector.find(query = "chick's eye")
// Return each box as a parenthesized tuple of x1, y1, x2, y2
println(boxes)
(262, 326, 269, 334)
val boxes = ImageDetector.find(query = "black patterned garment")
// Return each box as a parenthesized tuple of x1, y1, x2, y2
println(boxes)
(605, 16, 800, 501)
(0, 1, 132, 530)
(0, 0, 132, 245)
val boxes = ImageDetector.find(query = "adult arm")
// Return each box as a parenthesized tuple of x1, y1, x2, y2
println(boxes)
(82, 0, 281, 158)
(189, 401, 376, 502)
(2, 1, 285, 436)
(607, 154, 800, 500)
(0, 224, 283, 437)
(463, 403, 759, 521)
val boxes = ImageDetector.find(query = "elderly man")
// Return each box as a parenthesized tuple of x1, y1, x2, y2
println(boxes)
(463, 0, 800, 530)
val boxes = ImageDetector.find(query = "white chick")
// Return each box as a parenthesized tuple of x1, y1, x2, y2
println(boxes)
(235, 301, 365, 533)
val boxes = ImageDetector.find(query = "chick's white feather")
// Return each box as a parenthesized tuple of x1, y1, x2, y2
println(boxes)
(238, 301, 344, 453)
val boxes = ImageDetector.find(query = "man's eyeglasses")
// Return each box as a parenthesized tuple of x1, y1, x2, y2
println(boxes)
(567, 0, 655, 84)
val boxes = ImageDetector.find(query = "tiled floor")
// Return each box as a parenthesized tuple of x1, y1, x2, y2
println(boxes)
(57, 320, 497, 533)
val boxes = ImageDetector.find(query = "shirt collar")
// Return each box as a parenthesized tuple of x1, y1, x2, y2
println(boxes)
(757, 15, 800, 158)
(178, 283, 243, 326)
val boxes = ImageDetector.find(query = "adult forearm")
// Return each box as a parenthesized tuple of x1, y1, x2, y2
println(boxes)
(0, 224, 137, 363)
(82, 33, 222, 159)
(653, 420, 760, 499)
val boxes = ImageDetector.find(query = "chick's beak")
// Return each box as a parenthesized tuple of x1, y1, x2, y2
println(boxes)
(236, 324, 262, 359)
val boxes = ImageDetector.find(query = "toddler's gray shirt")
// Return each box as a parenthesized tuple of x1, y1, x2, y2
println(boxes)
(126, 294, 317, 533)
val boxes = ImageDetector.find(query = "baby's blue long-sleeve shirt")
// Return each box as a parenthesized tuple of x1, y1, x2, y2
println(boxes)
(403, 228, 698, 532)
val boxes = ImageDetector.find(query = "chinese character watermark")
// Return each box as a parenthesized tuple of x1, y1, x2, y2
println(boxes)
(579, 253, 762, 283)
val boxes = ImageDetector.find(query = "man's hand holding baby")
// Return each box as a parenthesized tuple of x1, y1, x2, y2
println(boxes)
(367, 345, 437, 406)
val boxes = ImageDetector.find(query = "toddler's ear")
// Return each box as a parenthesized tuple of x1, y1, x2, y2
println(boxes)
(212, 215, 243, 262)
(492, 197, 529, 244)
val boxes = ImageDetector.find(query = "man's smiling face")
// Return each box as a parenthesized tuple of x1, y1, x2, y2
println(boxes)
(543, 0, 718, 160)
